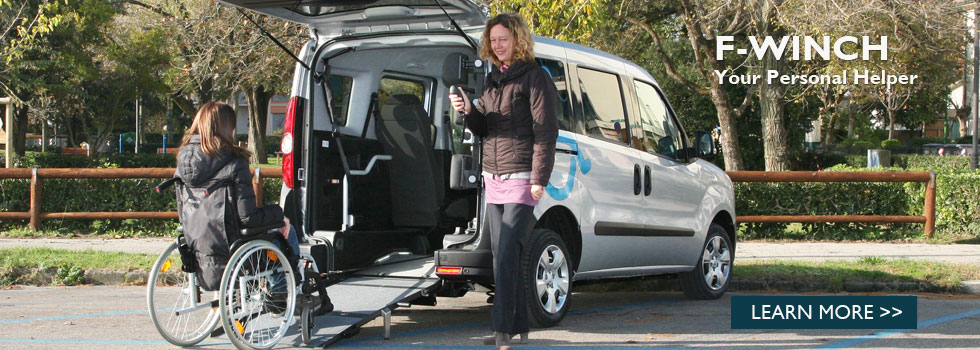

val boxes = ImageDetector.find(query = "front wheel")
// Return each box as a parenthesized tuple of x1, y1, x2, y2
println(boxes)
(679, 224, 733, 300)
(522, 228, 573, 328)
(218, 240, 296, 350)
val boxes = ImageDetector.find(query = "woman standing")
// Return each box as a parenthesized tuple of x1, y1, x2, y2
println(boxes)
(449, 13, 558, 350)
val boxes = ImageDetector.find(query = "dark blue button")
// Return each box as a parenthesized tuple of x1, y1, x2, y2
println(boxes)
(731, 295, 917, 329)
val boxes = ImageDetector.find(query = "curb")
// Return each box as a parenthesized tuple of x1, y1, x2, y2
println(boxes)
(3, 268, 980, 294)
(575, 277, 980, 294)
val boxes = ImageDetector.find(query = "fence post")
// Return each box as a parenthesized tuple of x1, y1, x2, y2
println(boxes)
(29, 168, 41, 230)
(924, 171, 936, 238)
(253, 167, 262, 207)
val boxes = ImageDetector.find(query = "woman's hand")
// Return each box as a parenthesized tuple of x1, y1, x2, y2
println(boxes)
(278, 217, 291, 239)
(449, 89, 471, 114)
(530, 184, 545, 201)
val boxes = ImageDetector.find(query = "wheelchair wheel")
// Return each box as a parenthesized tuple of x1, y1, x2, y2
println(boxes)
(219, 240, 296, 350)
(301, 306, 313, 345)
(147, 242, 220, 346)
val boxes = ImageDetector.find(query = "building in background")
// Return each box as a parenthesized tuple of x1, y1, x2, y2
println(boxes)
(233, 93, 289, 136)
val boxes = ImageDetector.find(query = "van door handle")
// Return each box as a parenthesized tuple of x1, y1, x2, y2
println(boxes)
(644, 166, 652, 196)
(633, 164, 641, 196)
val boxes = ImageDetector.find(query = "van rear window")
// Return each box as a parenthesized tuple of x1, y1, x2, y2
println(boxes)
(326, 75, 353, 126)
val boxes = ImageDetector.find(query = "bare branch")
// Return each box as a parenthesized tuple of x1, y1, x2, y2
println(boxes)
(622, 16, 710, 95)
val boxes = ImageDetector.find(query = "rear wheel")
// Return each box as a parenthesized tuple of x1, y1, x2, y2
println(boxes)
(218, 240, 296, 350)
(147, 241, 219, 346)
(679, 224, 733, 300)
(522, 228, 572, 328)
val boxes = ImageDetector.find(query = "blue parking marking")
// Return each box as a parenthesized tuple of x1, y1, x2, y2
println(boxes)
(817, 307, 980, 349)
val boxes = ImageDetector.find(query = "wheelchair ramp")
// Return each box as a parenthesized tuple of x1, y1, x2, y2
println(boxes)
(281, 256, 440, 348)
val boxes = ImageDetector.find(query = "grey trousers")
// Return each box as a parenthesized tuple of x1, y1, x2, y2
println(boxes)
(486, 203, 535, 334)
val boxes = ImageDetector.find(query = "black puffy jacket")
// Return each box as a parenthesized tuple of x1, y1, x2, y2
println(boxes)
(464, 60, 559, 186)
(175, 135, 283, 290)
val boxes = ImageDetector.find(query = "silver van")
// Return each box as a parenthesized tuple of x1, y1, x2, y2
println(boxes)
(221, 0, 736, 343)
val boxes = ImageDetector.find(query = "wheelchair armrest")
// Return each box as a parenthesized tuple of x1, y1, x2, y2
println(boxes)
(241, 222, 285, 236)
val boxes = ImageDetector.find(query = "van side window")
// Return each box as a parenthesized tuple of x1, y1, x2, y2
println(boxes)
(326, 75, 354, 126)
(633, 80, 683, 160)
(379, 76, 426, 109)
(536, 58, 572, 132)
(576, 67, 628, 144)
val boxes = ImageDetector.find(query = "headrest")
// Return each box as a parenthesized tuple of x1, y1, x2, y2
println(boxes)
(380, 94, 427, 122)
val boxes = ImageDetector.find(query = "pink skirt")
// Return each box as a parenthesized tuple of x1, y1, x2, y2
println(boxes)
(484, 173, 538, 206)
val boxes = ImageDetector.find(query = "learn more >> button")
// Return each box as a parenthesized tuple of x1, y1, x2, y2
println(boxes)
(732, 296, 917, 329)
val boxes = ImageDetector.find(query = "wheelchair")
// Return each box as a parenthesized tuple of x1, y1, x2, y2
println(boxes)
(147, 177, 332, 349)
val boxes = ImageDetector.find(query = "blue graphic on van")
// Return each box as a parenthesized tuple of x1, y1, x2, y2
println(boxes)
(546, 135, 591, 201)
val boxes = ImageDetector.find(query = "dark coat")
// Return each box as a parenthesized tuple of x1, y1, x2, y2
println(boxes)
(175, 135, 283, 290)
(465, 60, 559, 186)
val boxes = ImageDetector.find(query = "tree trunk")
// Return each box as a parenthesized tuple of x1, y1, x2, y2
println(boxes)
(887, 108, 896, 140)
(758, 52, 790, 171)
(707, 84, 744, 171)
(246, 85, 272, 164)
(13, 105, 28, 159)
(847, 107, 856, 139)
(823, 112, 837, 144)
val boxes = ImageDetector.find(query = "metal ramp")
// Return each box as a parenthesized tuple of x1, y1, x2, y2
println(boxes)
(280, 256, 440, 348)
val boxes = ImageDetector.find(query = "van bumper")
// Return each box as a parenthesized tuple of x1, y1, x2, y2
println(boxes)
(434, 248, 493, 283)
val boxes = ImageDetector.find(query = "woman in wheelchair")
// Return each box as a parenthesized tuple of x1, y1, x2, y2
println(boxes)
(148, 101, 334, 349)
(176, 101, 300, 291)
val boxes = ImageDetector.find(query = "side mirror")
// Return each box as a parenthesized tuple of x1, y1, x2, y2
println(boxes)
(694, 131, 717, 160)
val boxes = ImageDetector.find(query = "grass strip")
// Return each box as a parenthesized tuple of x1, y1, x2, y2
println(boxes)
(735, 257, 980, 291)
(0, 247, 157, 271)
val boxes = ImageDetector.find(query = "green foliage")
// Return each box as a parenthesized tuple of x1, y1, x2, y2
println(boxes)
(738, 161, 980, 241)
(955, 135, 974, 144)
(852, 140, 875, 147)
(52, 263, 85, 286)
(881, 139, 901, 148)
(908, 137, 947, 148)
(736, 180, 921, 240)
(17, 152, 175, 168)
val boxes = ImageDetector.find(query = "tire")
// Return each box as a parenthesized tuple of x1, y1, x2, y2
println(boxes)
(679, 224, 733, 300)
(218, 240, 296, 350)
(301, 306, 313, 345)
(147, 242, 220, 346)
(522, 228, 573, 328)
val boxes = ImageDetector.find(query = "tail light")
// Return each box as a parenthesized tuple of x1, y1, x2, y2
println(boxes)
(436, 266, 463, 275)
(281, 96, 298, 188)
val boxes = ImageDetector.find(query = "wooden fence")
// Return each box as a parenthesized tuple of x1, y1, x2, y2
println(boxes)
(0, 169, 936, 237)
(0, 167, 281, 230)
(727, 171, 936, 237)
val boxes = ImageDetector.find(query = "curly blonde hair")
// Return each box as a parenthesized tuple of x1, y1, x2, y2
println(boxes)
(480, 13, 535, 68)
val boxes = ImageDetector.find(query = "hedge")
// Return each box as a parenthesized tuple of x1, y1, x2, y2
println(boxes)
(0, 177, 284, 236)
(736, 164, 980, 241)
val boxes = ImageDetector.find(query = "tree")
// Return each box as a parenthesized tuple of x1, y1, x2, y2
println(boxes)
(486, 0, 611, 45)
(620, 1, 756, 170)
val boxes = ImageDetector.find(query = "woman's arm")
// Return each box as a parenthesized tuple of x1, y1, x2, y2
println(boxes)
(232, 159, 284, 228)
(528, 68, 560, 186)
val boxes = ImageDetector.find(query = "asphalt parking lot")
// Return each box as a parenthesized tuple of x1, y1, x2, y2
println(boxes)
(1, 286, 979, 349)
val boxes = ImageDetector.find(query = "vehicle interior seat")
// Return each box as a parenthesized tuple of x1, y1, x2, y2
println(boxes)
(376, 94, 440, 228)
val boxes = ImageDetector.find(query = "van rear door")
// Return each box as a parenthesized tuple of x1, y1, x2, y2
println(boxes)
(217, 0, 485, 39)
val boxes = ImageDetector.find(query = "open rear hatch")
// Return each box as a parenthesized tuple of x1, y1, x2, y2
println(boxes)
(217, 0, 484, 38)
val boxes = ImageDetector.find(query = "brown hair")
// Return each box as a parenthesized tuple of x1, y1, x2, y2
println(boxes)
(480, 13, 535, 67)
(180, 101, 251, 159)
